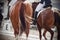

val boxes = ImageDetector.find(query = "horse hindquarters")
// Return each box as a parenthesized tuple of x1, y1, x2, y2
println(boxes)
(37, 8, 55, 40)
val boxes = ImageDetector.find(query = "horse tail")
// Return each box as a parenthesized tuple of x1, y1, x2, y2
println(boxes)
(52, 8, 60, 40)
(53, 8, 60, 25)
(20, 2, 26, 30)
(54, 12, 60, 24)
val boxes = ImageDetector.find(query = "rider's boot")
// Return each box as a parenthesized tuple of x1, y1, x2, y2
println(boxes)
(33, 11, 38, 25)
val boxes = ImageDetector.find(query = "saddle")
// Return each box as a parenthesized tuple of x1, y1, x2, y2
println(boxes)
(37, 7, 51, 18)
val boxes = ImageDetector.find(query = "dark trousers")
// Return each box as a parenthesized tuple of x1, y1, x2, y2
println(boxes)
(34, 11, 38, 20)
(33, 11, 38, 25)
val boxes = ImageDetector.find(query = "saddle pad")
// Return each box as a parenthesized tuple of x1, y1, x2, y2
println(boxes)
(37, 8, 46, 18)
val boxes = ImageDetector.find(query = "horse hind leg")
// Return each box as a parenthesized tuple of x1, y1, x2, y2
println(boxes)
(14, 29, 20, 40)
(15, 35, 19, 40)
(25, 27, 29, 40)
(44, 26, 54, 40)
(15, 32, 23, 40)
(25, 21, 30, 40)
(19, 31, 23, 40)
(43, 29, 47, 40)
(19, 25, 24, 40)
(37, 23, 42, 40)
(39, 27, 42, 40)
(14, 33, 19, 40)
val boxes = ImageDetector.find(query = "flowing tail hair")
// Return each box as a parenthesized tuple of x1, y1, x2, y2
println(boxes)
(52, 7, 60, 25)
(20, 2, 26, 31)
(52, 7, 60, 40)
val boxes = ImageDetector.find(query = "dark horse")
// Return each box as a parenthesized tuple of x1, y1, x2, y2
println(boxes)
(9, 0, 33, 40)
(36, 7, 60, 40)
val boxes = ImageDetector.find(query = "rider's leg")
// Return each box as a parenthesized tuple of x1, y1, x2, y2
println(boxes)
(34, 2, 45, 20)
(33, 3, 45, 25)
(34, 11, 38, 20)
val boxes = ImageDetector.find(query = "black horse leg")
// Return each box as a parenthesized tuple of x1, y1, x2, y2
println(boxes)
(37, 23, 42, 40)
(44, 25, 54, 40)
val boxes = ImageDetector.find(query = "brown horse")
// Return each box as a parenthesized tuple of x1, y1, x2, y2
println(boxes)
(32, 2, 60, 40)
(42, 8, 60, 40)
(9, 0, 33, 40)
(36, 7, 60, 40)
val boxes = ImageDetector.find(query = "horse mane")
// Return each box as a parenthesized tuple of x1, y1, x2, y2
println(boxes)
(20, 2, 26, 30)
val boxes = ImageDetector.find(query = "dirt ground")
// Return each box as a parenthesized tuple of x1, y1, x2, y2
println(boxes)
(0, 29, 57, 40)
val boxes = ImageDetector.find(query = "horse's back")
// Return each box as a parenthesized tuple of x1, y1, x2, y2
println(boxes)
(37, 8, 54, 27)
